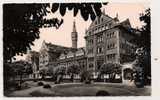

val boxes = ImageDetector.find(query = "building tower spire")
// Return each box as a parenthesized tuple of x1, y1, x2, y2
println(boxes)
(73, 20, 76, 32)
(71, 20, 78, 48)
(116, 13, 118, 19)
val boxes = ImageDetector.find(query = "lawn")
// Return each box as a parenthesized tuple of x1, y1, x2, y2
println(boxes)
(29, 83, 151, 96)
(5, 81, 151, 97)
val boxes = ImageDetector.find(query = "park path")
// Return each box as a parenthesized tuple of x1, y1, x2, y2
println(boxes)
(7, 86, 43, 97)
(7, 83, 81, 97)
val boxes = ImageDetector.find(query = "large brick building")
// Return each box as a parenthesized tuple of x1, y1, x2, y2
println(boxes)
(85, 12, 137, 75)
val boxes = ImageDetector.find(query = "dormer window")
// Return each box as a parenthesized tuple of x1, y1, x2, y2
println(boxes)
(105, 24, 108, 29)
(101, 18, 103, 22)
(109, 23, 112, 28)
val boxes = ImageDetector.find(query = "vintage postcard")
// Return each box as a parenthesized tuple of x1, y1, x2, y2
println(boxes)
(2, 0, 155, 99)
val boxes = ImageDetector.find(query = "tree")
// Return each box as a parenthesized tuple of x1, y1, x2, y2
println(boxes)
(139, 8, 151, 51)
(54, 65, 66, 84)
(67, 64, 81, 82)
(4, 63, 16, 90)
(80, 69, 93, 83)
(39, 67, 48, 80)
(138, 8, 151, 84)
(99, 63, 112, 81)
(99, 63, 122, 82)
(3, 3, 107, 62)
(113, 63, 122, 76)
(4, 60, 33, 90)
(11, 60, 32, 89)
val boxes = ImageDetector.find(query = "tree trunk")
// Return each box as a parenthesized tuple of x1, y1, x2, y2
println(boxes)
(71, 74, 74, 82)
(19, 73, 23, 89)
(56, 74, 62, 84)
(112, 73, 116, 81)
(42, 74, 45, 80)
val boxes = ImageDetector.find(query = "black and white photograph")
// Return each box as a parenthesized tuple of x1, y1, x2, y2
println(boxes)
(2, 1, 153, 97)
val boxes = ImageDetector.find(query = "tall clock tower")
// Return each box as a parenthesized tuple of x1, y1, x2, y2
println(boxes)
(71, 20, 78, 48)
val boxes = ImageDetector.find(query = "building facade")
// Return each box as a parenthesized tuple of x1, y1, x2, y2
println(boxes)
(85, 12, 137, 75)
(39, 40, 74, 69)
(37, 21, 86, 78)
(27, 13, 137, 79)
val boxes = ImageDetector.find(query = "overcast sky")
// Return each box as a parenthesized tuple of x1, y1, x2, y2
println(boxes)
(15, 2, 150, 61)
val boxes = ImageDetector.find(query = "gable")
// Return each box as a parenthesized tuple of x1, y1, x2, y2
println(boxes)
(40, 40, 48, 52)
(120, 19, 132, 29)
(88, 14, 113, 30)
(59, 53, 66, 59)
(66, 51, 74, 58)
(75, 49, 84, 56)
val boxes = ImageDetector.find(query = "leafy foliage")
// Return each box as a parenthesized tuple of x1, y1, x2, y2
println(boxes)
(3, 3, 107, 62)
(139, 8, 151, 51)
(51, 3, 108, 21)
(134, 47, 151, 85)
(67, 64, 80, 75)
(37, 81, 44, 86)
(3, 4, 63, 62)
(43, 84, 51, 88)
(136, 8, 151, 84)
(54, 65, 66, 76)
(11, 60, 33, 76)
(67, 64, 81, 82)
(80, 69, 93, 82)
(53, 66, 66, 84)
(4, 63, 15, 79)
(39, 67, 48, 79)
(99, 63, 122, 81)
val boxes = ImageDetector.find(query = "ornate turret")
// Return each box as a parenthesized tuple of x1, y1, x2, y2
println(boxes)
(71, 20, 78, 48)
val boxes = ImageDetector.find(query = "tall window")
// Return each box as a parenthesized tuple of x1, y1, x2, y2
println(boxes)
(97, 35, 103, 43)
(88, 39, 93, 45)
(107, 54, 116, 61)
(107, 43, 116, 49)
(97, 47, 103, 54)
(106, 31, 116, 38)
(88, 48, 93, 54)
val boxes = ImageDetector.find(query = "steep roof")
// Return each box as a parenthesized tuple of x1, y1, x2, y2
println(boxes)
(88, 13, 114, 30)
(42, 41, 77, 54)
(113, 19, 139, 36)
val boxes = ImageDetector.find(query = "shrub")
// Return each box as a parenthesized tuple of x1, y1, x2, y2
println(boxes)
(24, 82, 29, 88)
(15, 85, 21, 90)
(54, 81, 60, 84)
(43, 84, 51, 88)
(80, 70, 92, 83)
(37, 82, 44, 86)
(85, 80, 91, 84)
(33, 80, 37, 82)
(96, 90, 110, 96)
